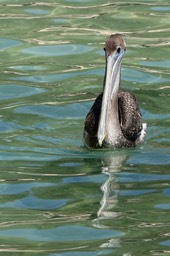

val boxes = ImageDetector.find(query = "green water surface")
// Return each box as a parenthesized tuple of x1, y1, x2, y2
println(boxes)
(0, 0, 169, 255)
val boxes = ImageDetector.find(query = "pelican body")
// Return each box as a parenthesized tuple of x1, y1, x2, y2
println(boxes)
(84, 34, 147, 148)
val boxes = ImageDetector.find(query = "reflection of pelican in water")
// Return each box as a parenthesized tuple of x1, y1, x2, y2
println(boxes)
(84, 34, 147, 148)
(92, 152, 128, 248)
(98, 155, 125, 220)
(93, 153, 127, 228)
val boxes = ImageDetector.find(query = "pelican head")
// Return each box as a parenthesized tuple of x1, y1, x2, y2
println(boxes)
(97, 34, 126, 147)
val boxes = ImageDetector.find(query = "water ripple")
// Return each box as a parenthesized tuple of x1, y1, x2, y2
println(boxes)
(24, 8, 49, 15)
(0, 39, 23, 50)
(0, 84, 45, 100)
(0, 196, 69, 210)
(22, 44, 93, 56)
(0, 225, 125, 242)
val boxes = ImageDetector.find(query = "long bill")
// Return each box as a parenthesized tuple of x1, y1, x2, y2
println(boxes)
(97, 48, 126, 147)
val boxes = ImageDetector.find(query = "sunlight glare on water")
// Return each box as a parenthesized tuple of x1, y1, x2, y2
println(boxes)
(0, 0, 169, 255)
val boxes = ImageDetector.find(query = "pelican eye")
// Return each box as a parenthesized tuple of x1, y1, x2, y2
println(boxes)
(117, 47, 121, 54)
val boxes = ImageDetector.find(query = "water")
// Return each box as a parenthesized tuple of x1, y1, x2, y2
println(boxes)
(0, 0, 169, 255)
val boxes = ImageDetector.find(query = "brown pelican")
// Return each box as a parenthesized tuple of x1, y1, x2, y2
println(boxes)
(84, 34, 147, 148)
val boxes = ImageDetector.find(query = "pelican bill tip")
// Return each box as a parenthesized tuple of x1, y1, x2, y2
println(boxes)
(97, 135, 104, 148)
